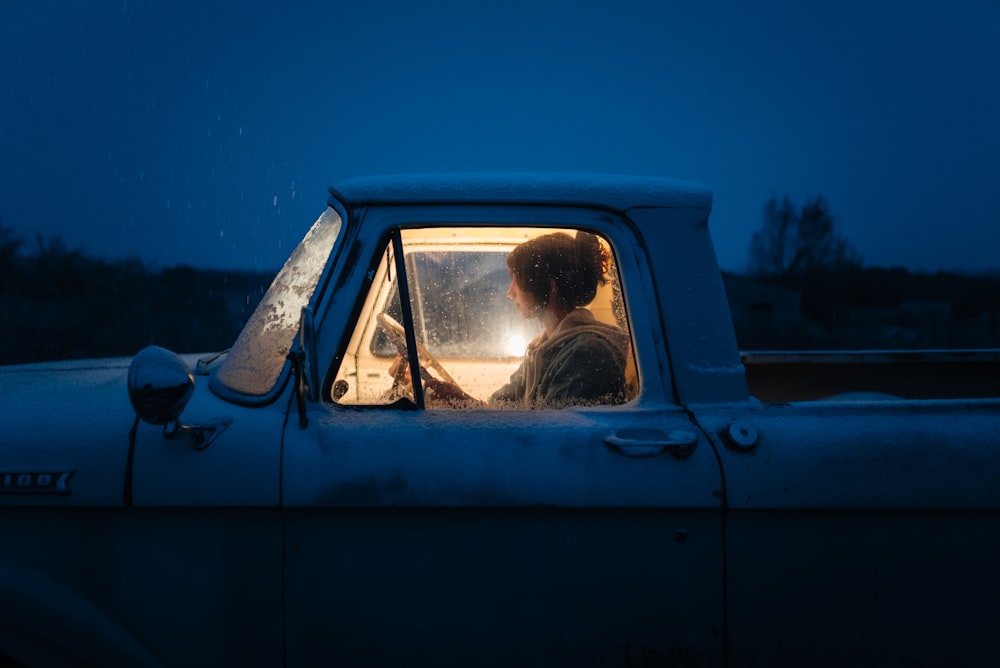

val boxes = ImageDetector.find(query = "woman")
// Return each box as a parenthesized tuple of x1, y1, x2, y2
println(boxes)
(425, 231, 630, 408)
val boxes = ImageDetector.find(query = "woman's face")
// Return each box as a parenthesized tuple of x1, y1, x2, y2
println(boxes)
(507, 273, 542, 319)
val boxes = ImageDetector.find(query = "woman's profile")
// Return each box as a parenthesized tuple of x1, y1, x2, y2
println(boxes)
(425, 231, 630, 408)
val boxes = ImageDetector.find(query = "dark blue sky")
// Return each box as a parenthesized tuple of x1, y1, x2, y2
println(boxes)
(2, 1, 998, 273)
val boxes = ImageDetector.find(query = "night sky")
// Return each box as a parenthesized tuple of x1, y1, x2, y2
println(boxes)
(2, 0, 997, 273)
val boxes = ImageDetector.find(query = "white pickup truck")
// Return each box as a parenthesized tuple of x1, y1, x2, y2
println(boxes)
(2, 173, 999, 667)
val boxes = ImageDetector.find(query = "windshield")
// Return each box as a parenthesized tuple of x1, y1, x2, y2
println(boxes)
(214, 207, 342, 398)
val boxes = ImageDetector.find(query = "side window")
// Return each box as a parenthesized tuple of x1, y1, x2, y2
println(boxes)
(330, 227, 637, 409)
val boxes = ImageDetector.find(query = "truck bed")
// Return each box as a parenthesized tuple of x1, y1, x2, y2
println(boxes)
(741, 349, 1000, 402)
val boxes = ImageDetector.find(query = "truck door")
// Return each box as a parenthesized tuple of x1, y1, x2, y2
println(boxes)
(691, 394, 1000, 666)
(281, 220, 725, 666)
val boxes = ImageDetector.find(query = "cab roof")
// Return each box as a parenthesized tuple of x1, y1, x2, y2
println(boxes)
(329, 172, 712, 212)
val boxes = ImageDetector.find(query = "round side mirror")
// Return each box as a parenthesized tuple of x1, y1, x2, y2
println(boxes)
(128, 346, 195, 425)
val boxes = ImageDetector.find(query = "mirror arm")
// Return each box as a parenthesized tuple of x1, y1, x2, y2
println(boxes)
(162, 417, 232, 450)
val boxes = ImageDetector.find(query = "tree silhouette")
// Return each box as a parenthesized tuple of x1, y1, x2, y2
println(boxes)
(749, 195, 861, 277)
(30, 232, 88, 300)
(0, 218, 25, 291)
(0, 217, 274, 365)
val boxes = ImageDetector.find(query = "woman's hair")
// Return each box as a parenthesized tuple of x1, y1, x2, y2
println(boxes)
(506, 231, 610, 310)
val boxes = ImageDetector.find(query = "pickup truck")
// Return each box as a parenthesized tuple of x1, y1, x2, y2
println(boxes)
(2, 173, 998, 667)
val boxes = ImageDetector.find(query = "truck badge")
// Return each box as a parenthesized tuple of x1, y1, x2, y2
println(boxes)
(0, 471, 74, 495)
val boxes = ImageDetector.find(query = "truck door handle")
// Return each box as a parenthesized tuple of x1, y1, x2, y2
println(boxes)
(604, 430, 698, 459)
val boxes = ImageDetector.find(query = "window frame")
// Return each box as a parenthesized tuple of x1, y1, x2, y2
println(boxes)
(319, 205, 672, 409)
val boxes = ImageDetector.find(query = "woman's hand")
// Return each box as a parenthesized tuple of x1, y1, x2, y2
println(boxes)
(423, 375, 483, 408)
(388, 355, 480, 407)
(423, 376, 466, 401)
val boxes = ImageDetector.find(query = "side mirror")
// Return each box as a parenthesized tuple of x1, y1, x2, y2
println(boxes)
(128, 346, 229, 450)
(128, 346, 194, 425)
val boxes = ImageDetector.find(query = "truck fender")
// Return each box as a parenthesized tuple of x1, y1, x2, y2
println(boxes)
(0, 555, 161, 668)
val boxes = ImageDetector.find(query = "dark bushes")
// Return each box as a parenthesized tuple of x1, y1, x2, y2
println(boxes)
(1, 229, 272, 365)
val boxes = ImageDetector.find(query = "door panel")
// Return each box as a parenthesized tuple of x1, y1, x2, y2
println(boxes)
(285, 212, 724, 664)
(282, 407, 724, 666)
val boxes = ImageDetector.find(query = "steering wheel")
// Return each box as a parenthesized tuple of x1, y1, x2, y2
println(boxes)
(376, 313, 458, 391)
